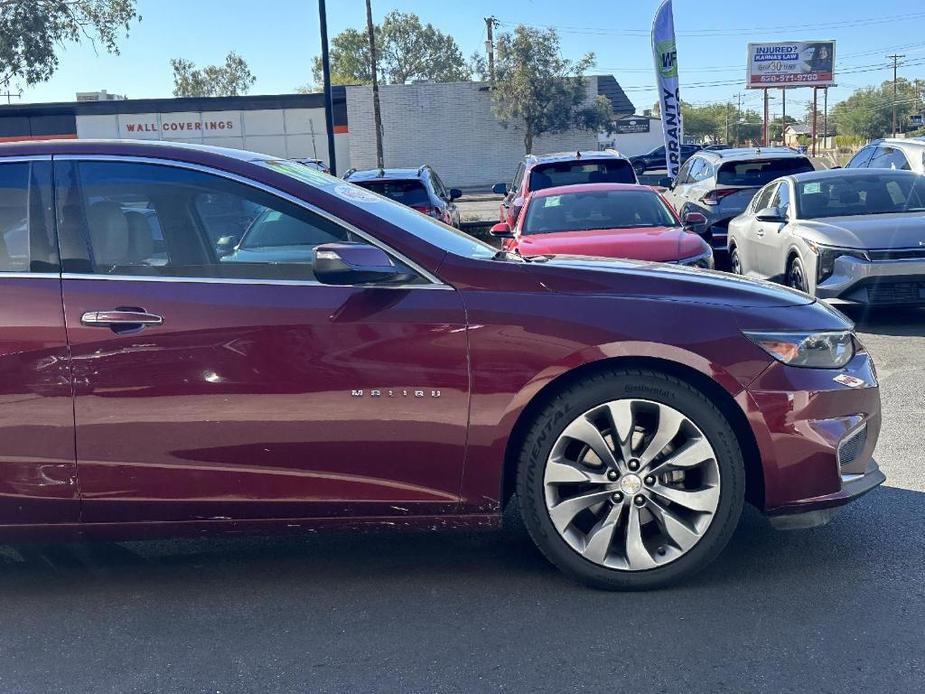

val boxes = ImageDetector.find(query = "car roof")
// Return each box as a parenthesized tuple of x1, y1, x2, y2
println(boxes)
(873, 137, 925, 148)
(527, 150, 628, 165)
(0, 138, 271, 163)
(344, 167, 427, 182)
(786, 167, 922, 183)
(695, 146, 808, 162)
(531, 182, 655, 198)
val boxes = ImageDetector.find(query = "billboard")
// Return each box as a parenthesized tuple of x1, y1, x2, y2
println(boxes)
(746, 41, 835, 88)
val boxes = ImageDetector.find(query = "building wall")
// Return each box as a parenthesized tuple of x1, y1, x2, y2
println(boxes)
(76, 107, 350, 168)
(346, 80, 601, 188)
(598, 120, 665, 157)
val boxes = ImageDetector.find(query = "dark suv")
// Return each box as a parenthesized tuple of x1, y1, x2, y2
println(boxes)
(344, 165, 462, 227)
(492, 150, 637, 226)
(629, 144, 702, 176)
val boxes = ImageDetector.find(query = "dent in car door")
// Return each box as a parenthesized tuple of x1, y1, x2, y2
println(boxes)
(0, 159, 78, 524)
(56, 159, 470, 523)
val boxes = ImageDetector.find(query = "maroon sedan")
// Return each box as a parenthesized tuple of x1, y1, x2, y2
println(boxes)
(490, 183, 713, 268)
(0, 140, 882, 590)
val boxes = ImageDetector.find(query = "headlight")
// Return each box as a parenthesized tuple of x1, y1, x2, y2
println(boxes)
(678, 247, 714, 269)
(807, 242, 868, 283)
(743, 330, 855, 368)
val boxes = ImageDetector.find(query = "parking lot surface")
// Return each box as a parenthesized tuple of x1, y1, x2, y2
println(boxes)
(0, 309, 922, 694)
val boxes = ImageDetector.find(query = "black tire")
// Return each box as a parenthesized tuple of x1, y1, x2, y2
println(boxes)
(787, 255, 808, 292)
(633, 164, 646, 177)
(729, 246, 742, 275)
(516, 368, 745, 590)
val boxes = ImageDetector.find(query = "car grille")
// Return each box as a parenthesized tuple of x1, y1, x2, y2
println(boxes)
(865, 279, 925, 303)
(867, 249, 925, 261)
(837, 425, 867, 469)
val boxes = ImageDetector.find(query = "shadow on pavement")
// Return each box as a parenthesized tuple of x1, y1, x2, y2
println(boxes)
(843, 305, 925, 336)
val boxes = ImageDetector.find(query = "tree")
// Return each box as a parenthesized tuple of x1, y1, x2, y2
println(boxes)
(171, 52, 256, 98)
(0, 0, 138, 88)
(310, 11, 468, 87)
(488, 25, 613, 154)
(831, 78, 925, 139)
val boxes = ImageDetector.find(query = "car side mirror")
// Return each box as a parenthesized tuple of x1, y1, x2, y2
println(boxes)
(657, 176, 674, 189)
(313, 243, 413, 285)
(492, 182, 508, 195)
(489, 222, 514, 239)
(682, 211, 707, 230)
(756, 207, 787, 223)
(449, 188, 463, 201)
(216, 235, 239, 256)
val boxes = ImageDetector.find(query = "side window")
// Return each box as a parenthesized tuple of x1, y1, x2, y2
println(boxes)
(771, 181, 791, 215)
(675, 158, 694, 185)
(429, 171, 448, 199)
(752, 184, 776, 212)
(845, 146, 874, 169)
(59, 161, 365, 282)
(888, 149, 910, 170)
(694, 161, 714, 182)
(511, 163, 525, 192)
(0, 161, 57, 273)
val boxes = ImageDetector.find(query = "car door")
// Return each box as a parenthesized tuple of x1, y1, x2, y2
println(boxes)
(741, 183, 777, 276)
(755, 181, 792, 280)
(664, 157, 695, 211)
(55, 157, 470, 523)
(0, 157, 79, 525)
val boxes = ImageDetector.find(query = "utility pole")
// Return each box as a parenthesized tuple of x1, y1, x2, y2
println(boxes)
(763, 89, 769, 147)
(485, 16, 497, 82)
(318, 0, 337, 175)
(0, 90, 21, 105)
(823, 88, 829, 152)
(725, 101, 730, 144)
(366, 0, 384, 170)
(811, 87, 818, 157)
(780, 88, 786, 146)
(887, 53, 905, 137)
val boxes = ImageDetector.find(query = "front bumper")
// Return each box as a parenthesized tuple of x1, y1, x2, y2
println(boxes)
(815, 255, 925, 305)
(767, 458, 885, 529)
(740, 349, 883, 523)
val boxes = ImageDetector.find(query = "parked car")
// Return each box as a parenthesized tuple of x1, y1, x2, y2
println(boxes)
(662, 147, 815, 257)
(844, 138, 925, 174)
(727, 168, 925, 305)
(489, 182, 713, 268)
(0, 139, 883, 590)
(629, 144, 702, 176)
(492, 150, 637, 226)
(343, 165, 462, 227)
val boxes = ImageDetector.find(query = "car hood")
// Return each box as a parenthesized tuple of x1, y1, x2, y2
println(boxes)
(516, 226, 698, 262)
(525, 255, 815, 308)
(798, 212, 925, 249)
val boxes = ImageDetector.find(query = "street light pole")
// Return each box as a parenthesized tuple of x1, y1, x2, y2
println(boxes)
(318, 0, 338, 175)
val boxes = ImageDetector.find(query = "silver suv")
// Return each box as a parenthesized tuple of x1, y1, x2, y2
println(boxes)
(662, 147, 814, 257)
(844, 138, 925, 174)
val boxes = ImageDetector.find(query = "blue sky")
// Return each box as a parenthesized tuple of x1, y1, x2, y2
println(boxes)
(16, 0, 925, 118)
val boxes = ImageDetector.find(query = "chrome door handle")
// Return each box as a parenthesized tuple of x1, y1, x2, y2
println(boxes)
(81, 310, 164, 327)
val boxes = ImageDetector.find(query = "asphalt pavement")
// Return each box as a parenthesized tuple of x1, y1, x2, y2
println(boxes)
(0, 309, 923, 694)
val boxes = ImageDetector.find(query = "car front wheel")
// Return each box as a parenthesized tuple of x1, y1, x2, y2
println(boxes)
(516, 368, 745, 590)
(787, 256, 808, 292)
(730, 246, 743, 275)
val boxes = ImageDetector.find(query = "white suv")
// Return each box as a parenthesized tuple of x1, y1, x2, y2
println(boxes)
(845, 138, 925, 174)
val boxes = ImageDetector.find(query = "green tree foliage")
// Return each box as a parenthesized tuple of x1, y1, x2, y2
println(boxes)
(0, 0, 138, 88)
(171, 52, 256, 98)
(831, 78, 925, 139)
(310, 11, 468, 87)
(488, 25, 613, 154)
(652, 100, 763, 144)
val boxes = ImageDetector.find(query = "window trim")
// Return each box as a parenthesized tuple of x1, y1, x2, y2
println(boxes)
(52, 154, 452, 291)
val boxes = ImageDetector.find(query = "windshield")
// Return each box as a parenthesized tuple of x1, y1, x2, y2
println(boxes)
(529, 159, 636, 191)
(261, 160, 497, 260)
(717, 158, 813, 186)
(354, 179, 431, 207)
(797, 173, 925, 219)
(522, 189, 678, 235)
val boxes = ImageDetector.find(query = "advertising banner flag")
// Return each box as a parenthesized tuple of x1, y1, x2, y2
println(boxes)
(652, 0, 683, 178)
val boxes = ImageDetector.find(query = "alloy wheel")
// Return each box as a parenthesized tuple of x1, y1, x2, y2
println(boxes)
(543, 399, 721, 571)
(788, 259, 807, 292)
(730, 249, 742, 275)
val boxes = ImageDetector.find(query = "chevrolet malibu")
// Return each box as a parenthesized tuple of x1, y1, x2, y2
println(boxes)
(0, 140, 883, 590)
(489, 183, 714, 268)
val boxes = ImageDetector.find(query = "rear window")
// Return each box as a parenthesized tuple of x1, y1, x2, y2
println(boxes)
(529, 160, 636, 191)
(717, 158, 813, 187)
(354, 179, 430, 207)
